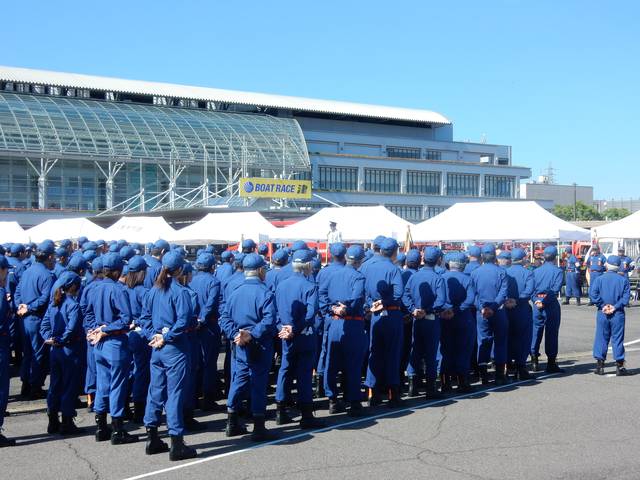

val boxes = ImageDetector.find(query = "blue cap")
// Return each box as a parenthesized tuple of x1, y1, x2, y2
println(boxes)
(543, 246, 558, 257)
(120, 245, 135, 260)
(91, 257, 103, 273)
(511, 248, 526, 261)
(82, 250, 97, 262)
(10, 243, 24, 255)
(257, 243, 269, 255)
(181, 262, 193, 275)
(243, 253, 266, 270)
(448, 252, 466, 264)
(346, 245, 365, 261)
(241, 239, 256, 251)
(154, 239, 170, 252)
(196, 248, 204, 257)
(127, 255, 148, 273)
(272, 248, 289, 265)
(329, 242, 346, 258)
(103, 252, 124, 271)
(0, 256, 8, 269)
(291, 240, 309, 252)
(292, 249, 313, 264)
(233, 252, 246, 265)
(373, 235, 386, 248)
(196, 253, 215, 270)
(82, 241, 97, 252)
(162, 251, 184, 270)
(607, 255, 621, 266)
(312, 257, 322, 271)
(55, 247, 67, 258)
(364, 249, 374, 261)
(145, 242, 154, 251)
(59, 239, 72, 248)
(467, 246, 481, 257)
(108, 243, 120, 253)
(380, 237, 399, 253)
(58, 271, 81, 290)
(424, 246, 441, 263)
(406, 249, 421, 265)
(396, 252, 406, 264)
(122, 265, 129, 276)
(221, 250, 234, 262)
(37, 241, 55, 255)
(497, 251, 511, 260)
(204, 245, 215, 254)
(96, 239, 106, 247)
(77, 236, 88, 245)
(481, 243, 496, 255)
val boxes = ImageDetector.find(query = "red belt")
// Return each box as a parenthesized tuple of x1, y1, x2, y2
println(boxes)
(332, 315, 364, 321)
(384, 306, 401, 311)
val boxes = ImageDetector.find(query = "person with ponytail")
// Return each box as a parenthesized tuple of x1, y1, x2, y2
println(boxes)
(139, 251, 197, 461)
(79, 256, 103, 413)
(41, 271, 83, 435)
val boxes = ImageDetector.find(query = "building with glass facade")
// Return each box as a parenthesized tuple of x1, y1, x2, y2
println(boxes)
(0, 66, 531, 224)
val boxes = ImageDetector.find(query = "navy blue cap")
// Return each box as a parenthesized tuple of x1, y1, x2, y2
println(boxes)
(329, 242, 346, 258)
(511, 248, 526, 261)
(96, 239, 106, 247)
(119, 245, 135, 260)
(424, 246, 440, 263)
(292, 249, 313, 264)
(37, 241, 55, 255)
(0, 256, 8, 269)
(406, 249, 421, 265)
(55, 247, 67, 258)
(221, 250, 234, 261)
(380, 237, 398, 253)
(127, 255, 147, 273)
(82, 250, 97, 262)
(59, 239, 72, 248)
(449, 252, 468, 265)
(108, 243, 120, 253)
(241, 239, 256, 250)
(103, 252, 124, 270)
(82, 241, 97, 252)
(481, 243, 496, 255)
(154, 239, 170, 252)
(91, 257, 103, 273)
(161, 251, 184, 270)
(58, 271, 81, 290)
(243, 253, 266, 270)
(77, 236, 88, 245)
(497, 251, 512, 260)
(116, 239, 127, 248)
(67, 255, 87, 273)
(396, 252, 406, 264)
(607, 255, 621, 266)
(196, 253, 215, 270)
(233, 252, 246, 265)
(467, 246, 481, 257)
(373, 235, 386, 248)
(291, 240, 309, 252)
(257, 243, 269, 255)
(346, 245, 365, 261)
(145, 242, 154, 251)
(543, 246, 558, 257)
(10, 243, 24, 255)
(272, 248, 289, 265)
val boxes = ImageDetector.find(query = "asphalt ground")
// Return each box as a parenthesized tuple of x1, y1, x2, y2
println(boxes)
(3, 303, 640, 480)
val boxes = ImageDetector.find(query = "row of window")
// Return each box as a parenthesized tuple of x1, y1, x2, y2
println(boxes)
(386, 146, 442, 161)
(317, 166, 516, 198)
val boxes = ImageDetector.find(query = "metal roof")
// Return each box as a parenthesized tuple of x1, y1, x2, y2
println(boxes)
(0, 66, 451, 125)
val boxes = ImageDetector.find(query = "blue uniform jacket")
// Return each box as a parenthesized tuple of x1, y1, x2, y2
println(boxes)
(586, 254, 606, 273)
(15, 262, 55, 318)
(590, 271, 631, 311)
(275, 272, 319, 334)
(189, 271, 221, 324)
(565, 255, 581, 273)
(317, 262, 345, 315)
(40, 296, 82, 345)
(463, 260, 481, 276)
(0, 285, 10, 336)
(531, 262, 564, 306)
(80, 278, 102, 332)
(505, 264, 535, 301)
(89, 278, 132, 333)
(358, 253, 381, 277)
(265, 266, 282, 293)
(325, 264, 366, 317)
(470, 263, 508, 312)
(53, 262, 66, 279)
(139, 279, 193, 344)
(215, 262, 235, 285)
(363, 257, 404, 309)
(125, 284, 148, 327)
(401, 267, 417, 287)
(442, 270, 475, 313)
(403, 266, 446, 313)
(143, 256, 162, 290)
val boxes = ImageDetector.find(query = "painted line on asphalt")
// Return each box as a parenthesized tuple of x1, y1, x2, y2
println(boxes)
(121, 373, 559, 480)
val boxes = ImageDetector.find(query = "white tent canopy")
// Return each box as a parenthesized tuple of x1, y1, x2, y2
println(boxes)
(104, 216, 176, 243)
(0, 221, 29, 244)
(169, 212, 279, 245)
(411, 201, 590, 242)
(26, 217, 106, 243)
(592, 210, 640, 239)
(272, 206, 412, 243)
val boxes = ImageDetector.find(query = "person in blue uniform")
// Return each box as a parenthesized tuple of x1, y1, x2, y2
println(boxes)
(563, 252, 582, 305)
(323, 245, 367, 416)
(123, 255, 150, 423)
(87, 252, 137, 445)
(274, 249, 322, 428)
(395, 252, 406, 269)
(241, 238, 257, 254)
(359, 235, 386, 277)
(464, 246, 482, 275)
(505, 248, 535, 379)
(617, 247, 633, 277)
(6, 243, 26, 370)
(530, 246, 564, 373)
(221, 253, 277, 441)
(586, 245, 606, 304)
(470, 243, 509, 385)
(403, 247, 448, 397)
(364, 237, 404, 406)
(140, 250, 197, 461)
(80, 256, 102, 412)
(144, 239, 170, 289)
(399, 248, 420, 390)
(266, 248, 288, 293)
(0, 256, 15, 447)
(41, 271, 83, 435)
(590, 255, 631, 376)
(15, 241, 56, 399)
(53, 247, 69, 278)
(215, 250, 235, 284)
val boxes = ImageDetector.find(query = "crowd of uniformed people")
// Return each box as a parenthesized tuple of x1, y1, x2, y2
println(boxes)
(0, 233, 633, 461)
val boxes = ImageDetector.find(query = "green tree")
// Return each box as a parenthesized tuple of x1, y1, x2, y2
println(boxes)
(553, 201, 602, 221)
(601, 207, 631, 221)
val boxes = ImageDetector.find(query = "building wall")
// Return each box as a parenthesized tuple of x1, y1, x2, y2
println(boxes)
(520, 183, 593, 207)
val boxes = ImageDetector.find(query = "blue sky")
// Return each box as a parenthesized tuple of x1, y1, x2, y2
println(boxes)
(3, 0, 638, 199)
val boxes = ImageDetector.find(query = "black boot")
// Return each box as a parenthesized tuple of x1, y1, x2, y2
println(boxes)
(110, 417, 139, 445)
(576, 297, 582, 306)
(531, 354, 540, 372)
(47, 411, 60, 435)
(123, 402, 133, 421)
(169, 435, 197, 461)
(388, 386, 402, 408)
(225, 412, 247, 437)
(440, 375, 453, 394)
(0, 433, 15, 448)
(562, 298, 570, 305)
(145, 426, 169, 455)
(407, 376, 419, 397)
(367, 388, 381, 408)
(183, 409, 206, 432)
(94, 413, 112, 442)
(479, 365, 489, 385)
(20, 382, 30, 399)
(595, 359, 605, 375)
(494, 364, 509, 386)
(275, 402, 293, 425)
(616, 361, 628, 376)
(425, 379, 443, 399)
(250, 415, 275, 442)
(545, 357, 565, 374)
(328, 398, 344, 414)
(299, 403, 325, 429)
(132, 401, 146, 424)
(314, 375, 325, 399)
(59, 415, 80, 436)
(348, 402, 365, 417)
(200, 395, 225, 412)
(457, 375, 474, 393)
(29, 385, 47, 400)
(516, 366, 533, 380)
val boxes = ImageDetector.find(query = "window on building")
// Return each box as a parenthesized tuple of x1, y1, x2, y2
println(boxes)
(318, 165, 359, 191)
(387, 204, 423, 222)
(484, 175, 515, 198)
(386, 146, 421, 159)
(427, 205, 447, 218)
(425, 150, 442, 161)
(406, 170, 441, 195)
(446, 173, 479, 197)
(497, 157, 509, 165)
(364, 168, 401, 193)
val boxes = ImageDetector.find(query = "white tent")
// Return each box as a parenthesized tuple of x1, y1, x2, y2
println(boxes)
(26, 217, 106, 243)
(0, 221, 29, 244)
(272, 206, 412, 243)
(592, 210, 640, 239)
(104, 216, 176, 243)
(411, 201, 590, 242)
(169, 212, 280, 245)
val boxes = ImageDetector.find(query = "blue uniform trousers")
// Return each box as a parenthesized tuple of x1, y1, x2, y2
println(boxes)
(531, 300, 561, 358)
(227, 341, 273, 415)
(589, 272, 602, 295)
(441, 312, 475, 376)
(407, 316, 441, 381)
(144, 341, 189, 436)
(593, 310, 625, 361)
(47, 344, 81, 417)
(198, 323, 221, 397)
(184, 332, 199, 410)
(314, 316, 330, 375)
(0, 337, 9, 429)
(9, 313, 21, 363)
(365, 312, 403, 389)
(94, 335, 131, 419)
(275, 335, 316, 404)
(324, 318, 366, 402)
(477, 308, 508, 365)
(565, 272, 581, 298)
(20, 315, 47, 387)
(127, 330, 151, 403)
(85, 342, 96, 395)
(507, 301, 533, 366)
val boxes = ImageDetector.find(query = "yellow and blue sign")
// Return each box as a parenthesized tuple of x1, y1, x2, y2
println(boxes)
(239, 177, 312, 199)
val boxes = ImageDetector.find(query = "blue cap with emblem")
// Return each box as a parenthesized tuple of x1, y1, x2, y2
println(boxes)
(346, 245, 365, 261)
(243, 253, 266, 270)
(292, 249, 313, 264)
(257, 243, 269, 255)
